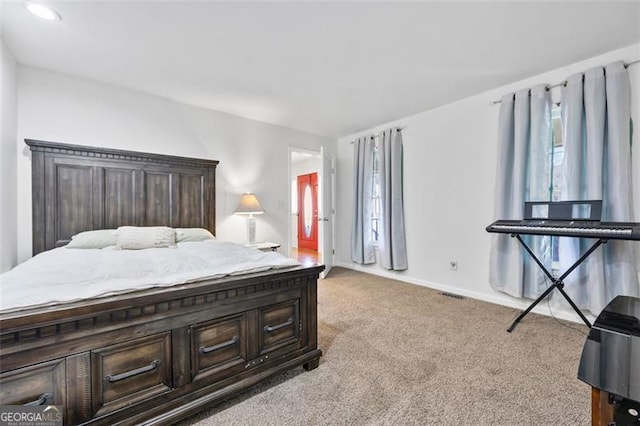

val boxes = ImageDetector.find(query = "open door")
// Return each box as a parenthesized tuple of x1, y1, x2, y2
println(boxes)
(318, 146, 334, 277)
(297, 173, 318, 251)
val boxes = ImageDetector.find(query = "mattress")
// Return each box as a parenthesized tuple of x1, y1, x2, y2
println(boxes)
(0, 240, 299, 313)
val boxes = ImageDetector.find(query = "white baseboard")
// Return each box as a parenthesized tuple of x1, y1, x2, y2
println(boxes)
(333, 261, 595, 326)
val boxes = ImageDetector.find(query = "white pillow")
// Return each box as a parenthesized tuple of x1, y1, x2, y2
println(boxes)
(175, 228, 215, 243)
(66, 229, 118, 249)
(116, 226, 176, 250)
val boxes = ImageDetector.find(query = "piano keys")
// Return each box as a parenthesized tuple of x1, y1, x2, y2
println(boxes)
(488, 200, 640, 241)
(486, 219, 640, 240)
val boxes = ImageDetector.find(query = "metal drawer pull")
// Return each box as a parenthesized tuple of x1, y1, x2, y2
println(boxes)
(106, 359, 160, 383)
(200, 335, 239, 354)
(264, 317, 293, 332)
(24, 393, 53, 406)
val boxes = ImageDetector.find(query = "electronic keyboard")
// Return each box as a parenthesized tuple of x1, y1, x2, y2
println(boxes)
(488, 200, 640, 333)
(486, 219, 640, 240)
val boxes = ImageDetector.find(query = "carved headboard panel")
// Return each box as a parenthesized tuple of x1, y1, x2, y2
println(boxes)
(27, 139, 219, 255)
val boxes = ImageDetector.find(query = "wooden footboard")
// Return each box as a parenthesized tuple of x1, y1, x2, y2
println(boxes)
(5, 140, 322, 424)
(0, 265, 323, 425)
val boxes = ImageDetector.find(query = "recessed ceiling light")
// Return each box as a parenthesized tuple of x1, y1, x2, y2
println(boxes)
(24, 1, 62, 21)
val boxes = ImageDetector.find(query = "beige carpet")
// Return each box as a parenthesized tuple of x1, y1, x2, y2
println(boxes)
(178, 267, 591, 425)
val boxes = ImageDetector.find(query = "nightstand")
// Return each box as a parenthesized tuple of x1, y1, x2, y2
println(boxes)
(246, 242, 281, 252)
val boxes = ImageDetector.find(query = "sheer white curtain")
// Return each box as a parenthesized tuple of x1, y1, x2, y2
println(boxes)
(351, 136, 375, 264)
(490, 86, 552, 297)
(378, 128, 408, 271)
(559, 61, 638, 314)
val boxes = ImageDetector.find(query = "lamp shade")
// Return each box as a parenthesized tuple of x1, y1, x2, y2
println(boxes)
(234, 193, 264, 215)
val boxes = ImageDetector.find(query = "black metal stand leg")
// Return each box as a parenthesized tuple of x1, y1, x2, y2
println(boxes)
(506, 236, 604, 333)
(555, 285, 592, 328)
(507, 280, 561, 332)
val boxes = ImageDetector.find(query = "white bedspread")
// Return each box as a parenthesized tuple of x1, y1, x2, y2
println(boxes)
(0, 240, 299, 313)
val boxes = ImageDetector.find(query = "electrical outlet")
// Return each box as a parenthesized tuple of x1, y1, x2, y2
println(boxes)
(449, 260, 458, 271)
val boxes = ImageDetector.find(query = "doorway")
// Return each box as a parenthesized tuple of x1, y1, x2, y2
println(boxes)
(289, 148, 333, 275)
(297, 172, 318, 251)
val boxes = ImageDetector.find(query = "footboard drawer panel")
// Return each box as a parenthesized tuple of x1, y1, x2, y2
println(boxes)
(258, 298, 301, 355)
(0, 358, 66, 407)
(191, 313, 248, 381)
(91, 332, 172, 416)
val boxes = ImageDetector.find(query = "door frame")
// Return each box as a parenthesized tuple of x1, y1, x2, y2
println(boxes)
(288, 147, 334, 277)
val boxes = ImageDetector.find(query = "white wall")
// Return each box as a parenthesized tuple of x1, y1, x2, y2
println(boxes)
(15, 66, 335, 263)
(0, 40, 18, 272)
(335, 43, 640, 322)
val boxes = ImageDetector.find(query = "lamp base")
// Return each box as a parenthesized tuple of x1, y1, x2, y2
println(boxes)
(246, 216, 256, 245)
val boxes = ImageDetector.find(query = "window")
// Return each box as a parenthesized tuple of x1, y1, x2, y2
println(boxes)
(550, 105, 564, 273)
(550, 106, 564, 202)
(371, 140, 381, 243)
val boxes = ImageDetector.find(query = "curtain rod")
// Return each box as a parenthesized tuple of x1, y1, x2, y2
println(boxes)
(349, 126, 406, 144)
(489, 59, 640, 106)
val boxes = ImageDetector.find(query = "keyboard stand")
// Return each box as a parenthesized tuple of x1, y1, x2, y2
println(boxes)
(507, 234, 604, 333)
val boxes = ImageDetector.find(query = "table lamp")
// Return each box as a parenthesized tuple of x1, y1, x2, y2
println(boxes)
(234, 193, 264, 245)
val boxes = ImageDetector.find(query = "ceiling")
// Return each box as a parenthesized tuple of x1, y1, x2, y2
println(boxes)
(1, 1, 639, 139)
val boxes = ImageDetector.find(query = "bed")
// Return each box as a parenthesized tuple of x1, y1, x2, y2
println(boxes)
(0, 140, 323, 425)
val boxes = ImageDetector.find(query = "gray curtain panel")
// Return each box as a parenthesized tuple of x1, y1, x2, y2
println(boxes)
(378, 128, 408, 271)
(523, 86, 553, 298)
(489, 86, 552, 298)
(351, 136, 375, 264)
(559, 61, 638, 315)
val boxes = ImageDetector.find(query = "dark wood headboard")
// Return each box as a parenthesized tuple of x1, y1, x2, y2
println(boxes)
(27, 139, 219, 255)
